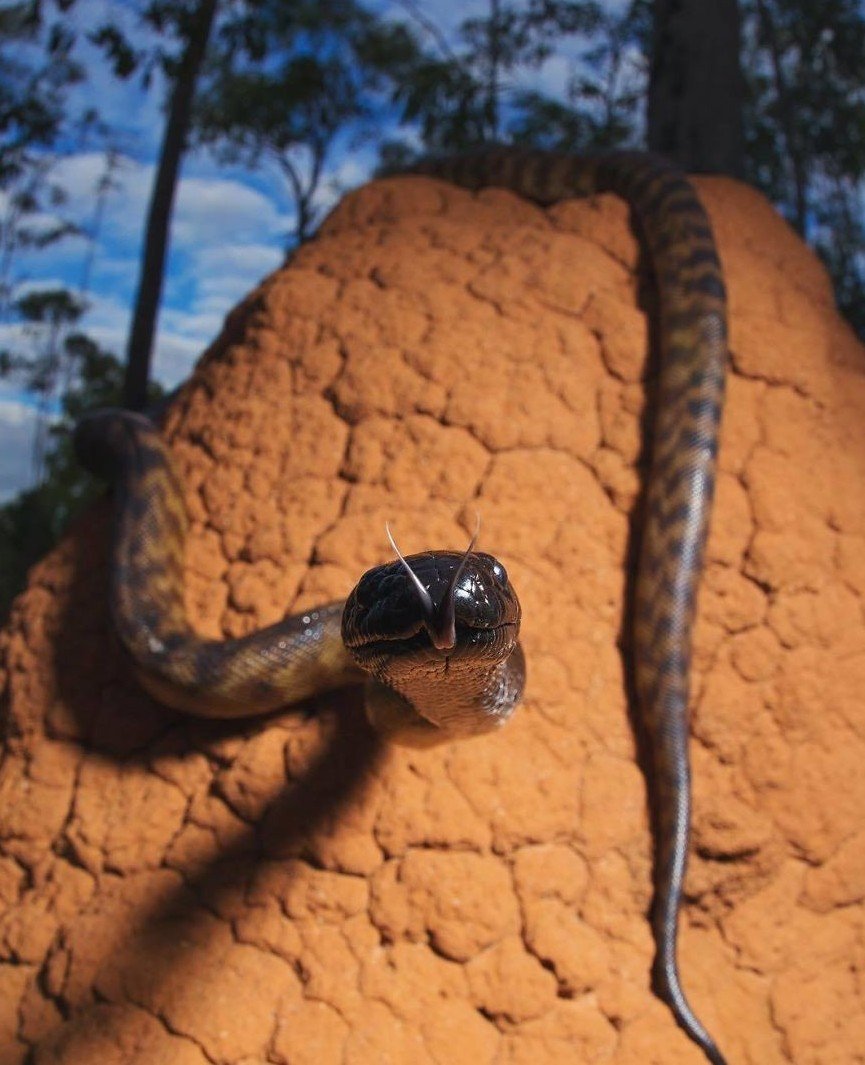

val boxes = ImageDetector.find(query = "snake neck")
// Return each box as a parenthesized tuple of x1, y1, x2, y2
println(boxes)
(75, 409, 364, 719)
(371, 643, 526, 740)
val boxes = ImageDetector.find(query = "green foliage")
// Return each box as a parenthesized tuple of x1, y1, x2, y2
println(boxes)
(90, 0, 221, 87)
(194, 0, 421, 246)
(89, 23, 142, 80)
(384, 0, 650, 154)
(386, 0, 864, 335)
(0, 334, 164, 620)
(0, 3, 82, 175)
(1, 287, 87, 480)
(0, 2, 86, 317)
(742, 0, 865, 334)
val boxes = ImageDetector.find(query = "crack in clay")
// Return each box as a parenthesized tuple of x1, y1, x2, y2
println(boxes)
(151, 1006, 221, 1065)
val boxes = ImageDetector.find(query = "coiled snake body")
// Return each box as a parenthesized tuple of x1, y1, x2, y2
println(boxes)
(76, 149, 727, 1065)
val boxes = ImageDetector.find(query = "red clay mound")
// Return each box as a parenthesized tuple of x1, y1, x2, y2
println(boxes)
(2, 172, 865, 1064)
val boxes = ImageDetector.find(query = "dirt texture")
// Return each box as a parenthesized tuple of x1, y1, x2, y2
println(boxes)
(2, 172, 865, 1065)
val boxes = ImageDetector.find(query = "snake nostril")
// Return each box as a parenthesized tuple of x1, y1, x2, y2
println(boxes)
(425, 615, 456, 652)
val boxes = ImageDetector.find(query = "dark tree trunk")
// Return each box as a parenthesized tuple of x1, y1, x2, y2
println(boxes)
(648, 0, 744, 177)
(122, 0, 219, 411)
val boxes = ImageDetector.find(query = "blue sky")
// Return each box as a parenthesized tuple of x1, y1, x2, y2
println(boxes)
(0, 0, 629, 501)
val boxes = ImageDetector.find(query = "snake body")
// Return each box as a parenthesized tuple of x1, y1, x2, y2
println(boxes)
(410, 149, 727, 1064)
(76, 149, 727, 1064)
(73, 410, 524, 741)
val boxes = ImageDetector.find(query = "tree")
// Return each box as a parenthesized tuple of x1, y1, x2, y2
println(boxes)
(509, 1, 650, 150)
(648, 0, 745, 176)
(390, 0, 627, 153)
(93, 0, 220, 413)
(8, 288, 85, 482)
(742, 0, 865, 335)
(0, 1, 85, 319)
(0, 333, 164, 620)
(100, 0, 418, 404)
(194, 0, 421, 249)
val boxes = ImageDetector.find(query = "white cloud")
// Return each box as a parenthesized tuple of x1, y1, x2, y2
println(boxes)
(519, 52, 575, 100)
(51, 151, 292, 253)
(0, 396, 40, 503)
(193, 242, 284, 278)
(311, 150, 377, 219)
(150, 331, 206, 387)
(172, 175, 290, 245)
(374, 0, 483, 41)
(64, 0, 166, 150)
(76, 290, 211, 388)
(189, 243, 283, 307)
(48, 152, 119, 218)
(158, 307, 224, 347)
(7, 151, 293, 388)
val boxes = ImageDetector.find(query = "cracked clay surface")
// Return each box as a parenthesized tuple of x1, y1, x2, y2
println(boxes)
(2, 174, 865, 1064)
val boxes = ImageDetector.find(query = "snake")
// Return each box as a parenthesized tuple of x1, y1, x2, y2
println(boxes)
(74, 148, 728, 1065)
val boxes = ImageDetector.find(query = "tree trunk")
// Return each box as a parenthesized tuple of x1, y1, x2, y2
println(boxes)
(122, 0, 219, 411)
(648, 0, 744, 177)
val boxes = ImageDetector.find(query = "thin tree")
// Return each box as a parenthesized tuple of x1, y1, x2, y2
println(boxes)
(388, 0, 610, 152)
(13, 289, 84, 482)
(194, 0, 421, 251)
(120, 0, 218, 412)
(742, 0, 865, 335)
(0, 2, 83, 321)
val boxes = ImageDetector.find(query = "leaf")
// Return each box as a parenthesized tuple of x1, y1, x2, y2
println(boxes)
(88, 23, 142, 79)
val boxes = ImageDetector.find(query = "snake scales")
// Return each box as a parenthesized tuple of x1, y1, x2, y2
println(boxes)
(76, 149, 728, 1065)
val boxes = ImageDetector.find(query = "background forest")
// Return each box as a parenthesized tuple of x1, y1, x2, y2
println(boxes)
(0, 0, 864, 616)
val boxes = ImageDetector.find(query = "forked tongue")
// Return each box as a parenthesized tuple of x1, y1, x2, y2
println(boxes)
(385, 518, 480, 651)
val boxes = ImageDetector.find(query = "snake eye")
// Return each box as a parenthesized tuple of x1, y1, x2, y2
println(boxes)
(491, 560, 508, 586)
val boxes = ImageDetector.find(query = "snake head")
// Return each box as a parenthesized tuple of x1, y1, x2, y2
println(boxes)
(341, 547, 521, 675)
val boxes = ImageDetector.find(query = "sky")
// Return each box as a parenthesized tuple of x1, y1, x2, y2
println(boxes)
(0, 0, 625, 502)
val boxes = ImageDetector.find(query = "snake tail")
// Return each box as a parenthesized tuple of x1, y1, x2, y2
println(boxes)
(410, 149, 727, 1065)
